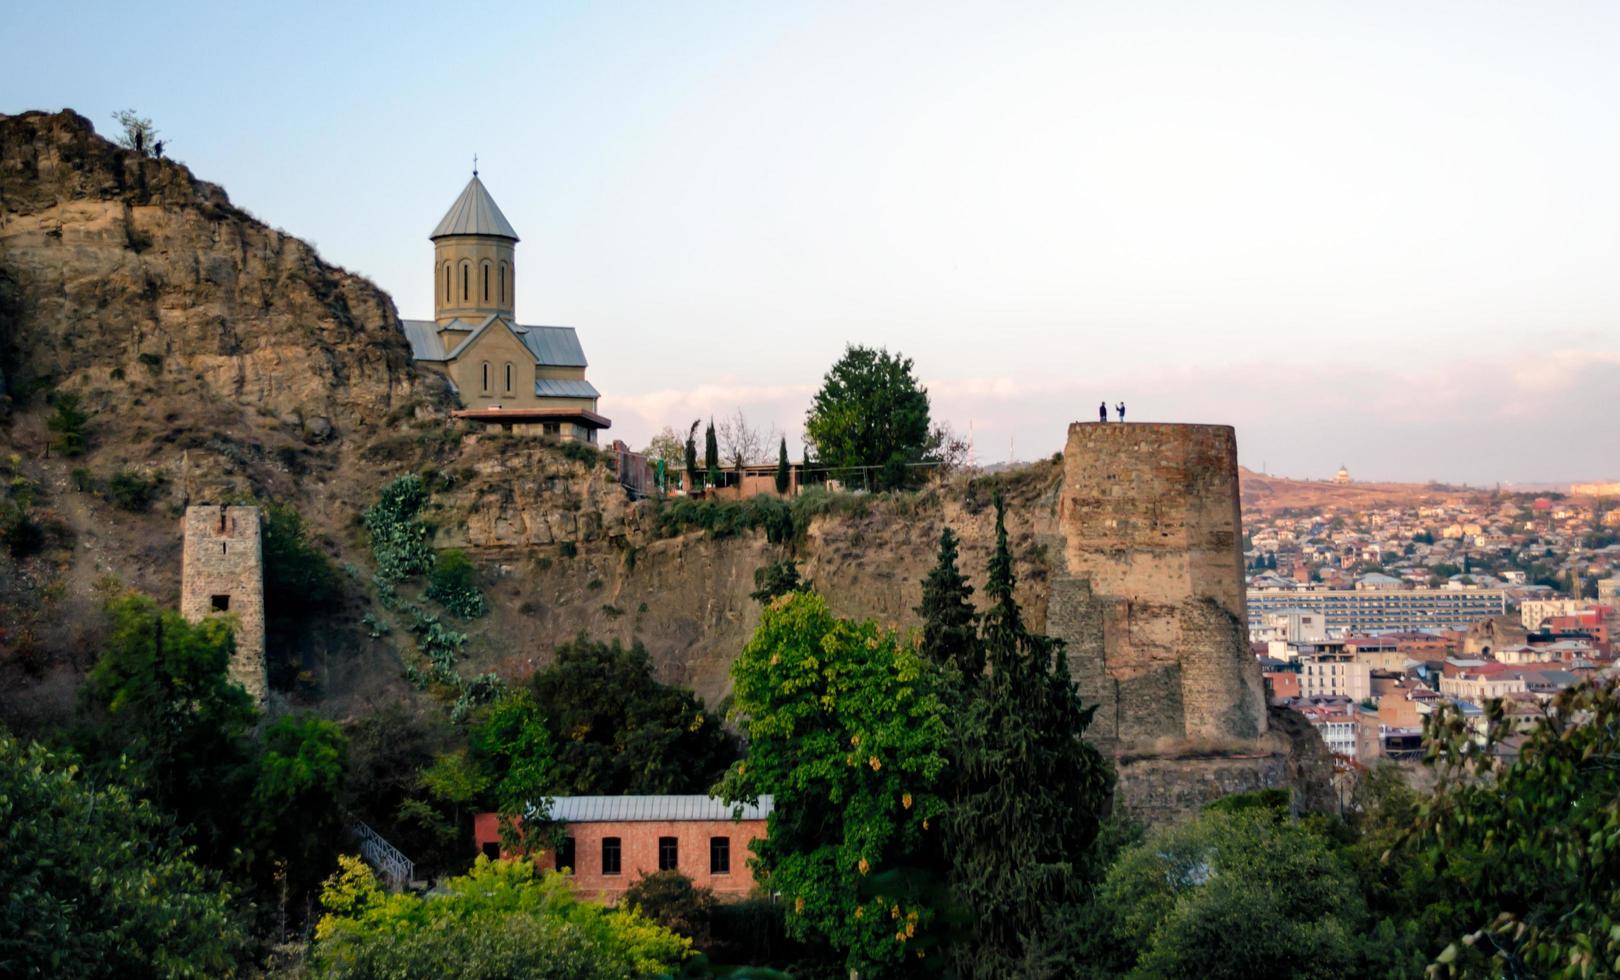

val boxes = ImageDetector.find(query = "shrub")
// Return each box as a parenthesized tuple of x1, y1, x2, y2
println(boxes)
(363, 474, 434, 582)
(624, 869, 716, 943)
(426, 548, 487, 619)
(105, 469, 166, 512)
(47, 392, 90, 457)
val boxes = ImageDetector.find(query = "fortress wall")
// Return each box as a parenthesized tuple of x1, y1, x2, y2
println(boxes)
(1054, 422, 1266, 746)
(180, 505, 266, 704)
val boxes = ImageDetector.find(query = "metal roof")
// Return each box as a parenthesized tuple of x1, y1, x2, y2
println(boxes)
(535, 377, 600, 399)
(532, 795, 774, 823)
(399, 316, 588, 368)
(519, 325, 588, 367)
(400, 319, 447, 361)
(430, 175, 519, 241)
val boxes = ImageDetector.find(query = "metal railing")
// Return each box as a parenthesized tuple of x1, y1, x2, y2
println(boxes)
(351, 820, 415, 891)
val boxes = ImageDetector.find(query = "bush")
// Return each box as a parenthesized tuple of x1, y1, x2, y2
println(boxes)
(624, 870, 716, 943)
(105, 469, 166, 512)
(47, 392, 89, 457)
(1, 502, 45, 557)
(655, 493, 795, 544)
(427, 548, 487, 619)
(363, 474, 434, 582)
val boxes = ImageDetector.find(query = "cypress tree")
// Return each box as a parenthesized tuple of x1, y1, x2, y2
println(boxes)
(704, 420, 720, 490)
(684, 420, 700, 490)
(775, 437, 790, 494)
(944, 492, 1114, 977)
(915, 528, 980, 684)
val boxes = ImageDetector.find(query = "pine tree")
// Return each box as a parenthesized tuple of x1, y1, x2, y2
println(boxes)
(943, 492, 1114, 977)
(915, 528, 980, 684)
(704, 420, 720, 490)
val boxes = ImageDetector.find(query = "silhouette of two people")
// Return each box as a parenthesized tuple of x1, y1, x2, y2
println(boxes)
(1098, 401, 1127, 422)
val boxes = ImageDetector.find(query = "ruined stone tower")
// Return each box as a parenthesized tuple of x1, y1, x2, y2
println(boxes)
(1048, 423, 1323, 821)
(180, 505, 267, 704)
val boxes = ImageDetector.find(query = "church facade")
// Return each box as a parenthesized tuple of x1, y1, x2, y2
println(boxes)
(400, 174, 609, 442)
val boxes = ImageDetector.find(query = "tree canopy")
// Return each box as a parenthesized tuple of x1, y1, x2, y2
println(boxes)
(803, 345, 932, 490)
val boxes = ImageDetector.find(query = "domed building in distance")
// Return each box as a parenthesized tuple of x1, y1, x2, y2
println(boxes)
(1334, 464, 1352, 485)
(399, 171, 609, 442)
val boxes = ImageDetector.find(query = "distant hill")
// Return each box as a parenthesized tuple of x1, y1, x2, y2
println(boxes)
(1238, 467, 1488, 515)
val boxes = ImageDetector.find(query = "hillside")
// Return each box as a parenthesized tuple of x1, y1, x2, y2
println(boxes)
(0, 109, 1060, 729)
(1238, 466, 1486, 516)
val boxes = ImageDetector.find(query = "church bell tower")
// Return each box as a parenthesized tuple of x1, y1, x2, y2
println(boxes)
(431, 168, 519, 325)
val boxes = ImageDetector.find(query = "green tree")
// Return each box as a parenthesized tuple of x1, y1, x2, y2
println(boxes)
(915, 528, 980, 683)
(529, 637, 738, 795)
(427, 548, 488, 619)
(684, 419, 700, 490)
(1086, 808, 1372, 979)
(704, 418, 721, 489)
(470, 690, 558, 813)
(46, 391, 89, 457)
(261, 503, 342, 685)
(750, 558, 805, 604)
(247, 714, 350, 908)
(111, 108, 159, 156)
(1404, 680, 1620, 978)
(803, 345, 932, 490)
(624, 869, 718, 943)
(78, 595, 259, 866)
(721, 591, 951, 976)
(643, 425, 686, 471)
(312, 855, 691, 978)
(944, 494, 1114, 976)
(0, 732, 250, 977)
(776, 436, 791, 494)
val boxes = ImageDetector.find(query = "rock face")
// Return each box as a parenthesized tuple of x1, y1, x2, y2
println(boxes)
(1047, 422, 1329, 821)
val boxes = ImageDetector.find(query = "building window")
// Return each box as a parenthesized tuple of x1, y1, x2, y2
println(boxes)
(462, 263, 469, 301)
(555, 836, 575, 873)
(543, 422, 560, 435)
(210, 594, 230, 612)
(658, 837, 679, 871)
(500, 262, 507, 303)
(504, 362, 512, 393)
(443, 263, 450, 301)
(602, 837, 621, 876)
(482, 263, 490, 301)
(709, 836, 730, 875)
(481, 362, 490, 392)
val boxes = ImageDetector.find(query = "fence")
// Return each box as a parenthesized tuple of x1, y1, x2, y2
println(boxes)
(611, 450, 955, 499)
(351, 820, 415, 891)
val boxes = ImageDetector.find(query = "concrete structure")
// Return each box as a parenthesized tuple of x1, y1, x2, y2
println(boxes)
(1521, 598, 1587, 631)
(1052, 422, 1267, 749)
(180, 505, 266, 703)
(1247, 585, 1505, 633)
(475, 795, 771, 902)
(401, 172, 610, 441)
(1299, 652, 1372, 702)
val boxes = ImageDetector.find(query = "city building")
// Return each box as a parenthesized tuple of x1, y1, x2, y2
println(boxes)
(400, 172, 610, 442)
(474, 795, 771, 902)
(1299, 652, 1372, 701)
(1247, 585, 1506, 633)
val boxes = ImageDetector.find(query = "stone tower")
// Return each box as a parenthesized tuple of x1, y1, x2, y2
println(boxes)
(1049, 422, 1268, 750)
(432, 172, 519, 325)
(180, 505, 267, 704)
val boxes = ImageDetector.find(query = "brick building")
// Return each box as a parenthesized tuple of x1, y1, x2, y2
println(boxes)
(474, 795, 772, 902)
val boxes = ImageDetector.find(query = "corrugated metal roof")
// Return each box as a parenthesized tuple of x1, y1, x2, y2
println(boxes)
(400, 319, 447, 361)
(519, 325, 588, 367)
(533, 795, 774, 823)
(430, 175, 519, 241)
(535, 377, 600, 399)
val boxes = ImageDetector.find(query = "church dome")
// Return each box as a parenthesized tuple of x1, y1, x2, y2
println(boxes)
(430, 174, 519, 241)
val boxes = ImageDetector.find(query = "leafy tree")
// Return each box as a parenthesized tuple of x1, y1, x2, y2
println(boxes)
(1085, 808, 1375, 979)
(803, 345, 931, 490)
(915, 528, 980, 683)
(247, 714, 350, 907)
(262, 504, 340, 617)
(750, 558, 805, 604)
(111, 108, 159, 156)
(0, 731, 250, 977)
(721, 591, 952, 976)
(46, 391, 89, 456)
(529, 637, 738, 795)
(704, 418, 721, 489)
(944, 494, 1114, 976)
(342, 703, 453, 868)
(643, 425, 686, 471)
(1404, 680, 1620, 978)
(312, 855, 691, 978)
(427, 548, 488, 619)
(469, 690, 557, 813)
(624, 869, 717, 943)
(776, 436, 791, 494)
(78, 595, 258, 866)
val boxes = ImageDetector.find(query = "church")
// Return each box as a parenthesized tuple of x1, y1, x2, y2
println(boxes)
(400, 172, 610, 442)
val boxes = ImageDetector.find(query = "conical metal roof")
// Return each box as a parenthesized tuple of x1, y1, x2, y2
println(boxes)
(429, 174, 519, 241)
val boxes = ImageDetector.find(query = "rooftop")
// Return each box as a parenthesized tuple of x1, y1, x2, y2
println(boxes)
(430, 174, 519, 241)
(528, 795, 775, 822)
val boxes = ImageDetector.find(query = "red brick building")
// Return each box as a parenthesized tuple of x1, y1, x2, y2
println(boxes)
(474, 795, 773, 902)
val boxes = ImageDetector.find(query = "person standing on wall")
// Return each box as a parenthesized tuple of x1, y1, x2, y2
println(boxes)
(1116, 401, 1126, 422)
(1098, 401, 1108, 423)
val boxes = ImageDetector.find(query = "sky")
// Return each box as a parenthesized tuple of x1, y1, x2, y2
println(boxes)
(4, 1, 1618, 484)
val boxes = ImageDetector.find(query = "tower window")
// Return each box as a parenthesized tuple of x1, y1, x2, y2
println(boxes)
(483, 264, 489, 301)
(601, 837, 621, 876)
(499, 262, 507, 303)
(462, 264, 469, 301)
(210, 595, 230, 612)
(444, 263, 450, 301)
(658, 837, 679, 871)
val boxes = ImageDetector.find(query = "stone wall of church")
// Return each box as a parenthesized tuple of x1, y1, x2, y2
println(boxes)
(180, 505, 267, 703)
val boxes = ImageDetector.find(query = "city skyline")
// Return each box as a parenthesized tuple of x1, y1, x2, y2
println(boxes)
(5, 1, 1618, 482)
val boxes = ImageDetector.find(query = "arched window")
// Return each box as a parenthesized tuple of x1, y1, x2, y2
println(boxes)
(499, 262, 507, 304)
(482, 263, 490, 301)
(481, 362, 490, 392)
(504, 362, 512, 392)
(462, 263, 469, 302)
(443, 263, 450, 301)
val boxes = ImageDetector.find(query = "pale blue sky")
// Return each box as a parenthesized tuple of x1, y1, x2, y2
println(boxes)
(6, 1, 1618, 483)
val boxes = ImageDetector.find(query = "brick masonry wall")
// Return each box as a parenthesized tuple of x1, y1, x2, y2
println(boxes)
(473, 814, 767, 902)
(1052, 422, 1267, 747)
(180, 505, 266, 703)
